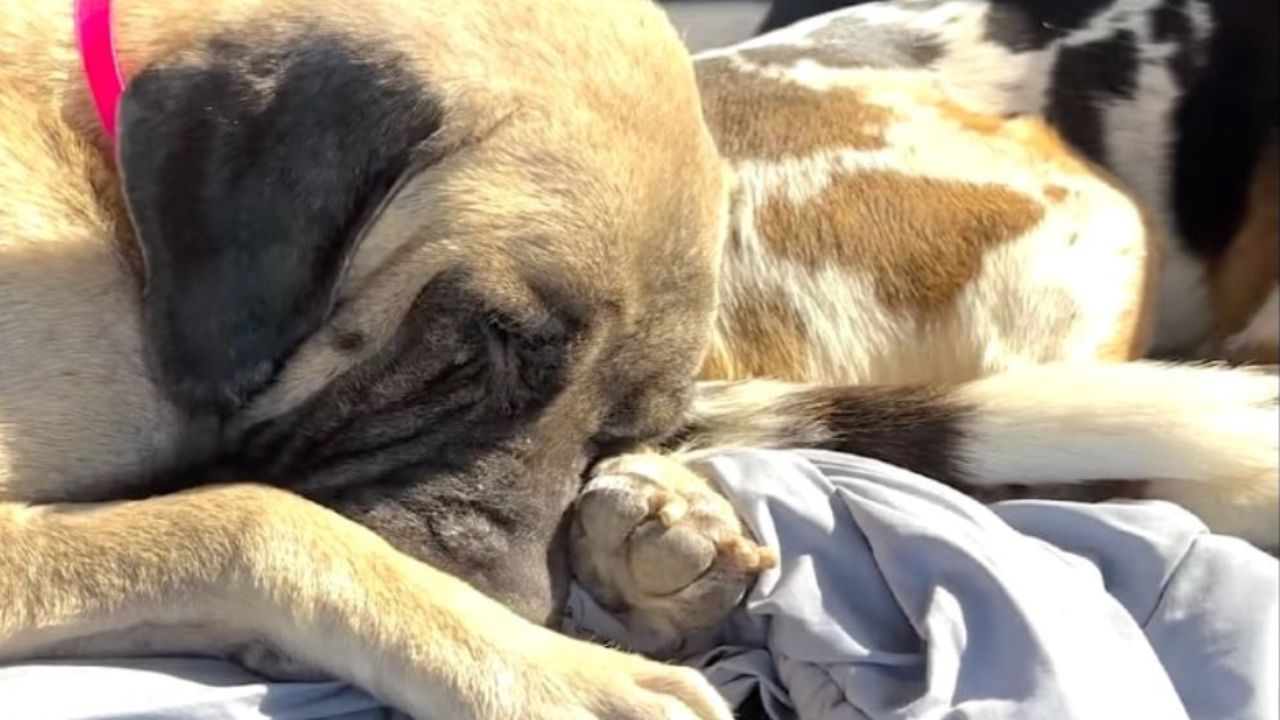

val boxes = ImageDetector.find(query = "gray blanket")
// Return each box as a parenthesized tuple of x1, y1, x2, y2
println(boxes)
(564, 449, 1279, 720)
(2, 449, 1275, 720)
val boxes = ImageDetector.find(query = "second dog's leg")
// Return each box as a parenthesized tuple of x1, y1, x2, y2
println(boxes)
(0, 483, 730, 720)
(572, 362, 1279, 644)
(681, 362, 1280, 547)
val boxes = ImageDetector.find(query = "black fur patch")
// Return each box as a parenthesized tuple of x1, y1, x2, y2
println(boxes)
(1151, 0, 1192, 44)
(785, 386, 973, 486)
(236, 270, 577, 491)
(1153, 0, 1202, 91)
(316, 449, 579, 624)
(981, 0, 1117, 52)
(1169, 0, 1278, 259)
(675, 384, 975, 488)
(1045, 30, 1140, 164)
(119, 32, 442, 417)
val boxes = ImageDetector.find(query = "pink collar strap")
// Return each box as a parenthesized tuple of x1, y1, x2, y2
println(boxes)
(74, 0, 125, 140)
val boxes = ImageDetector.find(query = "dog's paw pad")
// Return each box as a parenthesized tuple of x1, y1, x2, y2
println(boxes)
(570, 453, 774, 641)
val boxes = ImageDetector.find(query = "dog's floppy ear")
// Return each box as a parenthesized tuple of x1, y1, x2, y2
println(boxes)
(118, 35, 442, 415)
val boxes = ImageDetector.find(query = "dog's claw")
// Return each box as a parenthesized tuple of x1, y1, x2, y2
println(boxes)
(717, 535, 778, 572)
(653, 491, 690, 526)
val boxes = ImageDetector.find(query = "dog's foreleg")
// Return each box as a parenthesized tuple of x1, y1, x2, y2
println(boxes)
(0, 483, 729, 720)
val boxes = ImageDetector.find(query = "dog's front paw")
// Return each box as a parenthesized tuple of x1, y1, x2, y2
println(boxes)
(569, 453, 776, 648)
(519, 637, 733, 720)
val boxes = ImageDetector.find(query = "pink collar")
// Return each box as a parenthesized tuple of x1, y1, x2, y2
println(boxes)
(74, 0, 125, 140)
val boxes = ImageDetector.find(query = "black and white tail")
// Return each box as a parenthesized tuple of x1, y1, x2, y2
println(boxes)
(675, 362, 1280, 548)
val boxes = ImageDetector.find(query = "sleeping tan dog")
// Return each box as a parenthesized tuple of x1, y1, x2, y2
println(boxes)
(1, 0, 734, 717)
(0, 0, 1275, 718)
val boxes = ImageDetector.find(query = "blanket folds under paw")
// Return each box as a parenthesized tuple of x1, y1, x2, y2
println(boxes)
(564, 449, 1279, 720)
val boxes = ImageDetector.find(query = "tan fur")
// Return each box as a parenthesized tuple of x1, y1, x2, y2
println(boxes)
(1044, 185, 1069, 203)
(695, 57, 890, 160)
(699, 280, 813, 382)
(1, 0, 733, 717)
(0, 0, 727, 495)
(1, 483, 727, 718)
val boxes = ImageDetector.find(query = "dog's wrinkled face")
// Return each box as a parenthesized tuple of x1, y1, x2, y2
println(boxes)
(113, 0, 727, 619)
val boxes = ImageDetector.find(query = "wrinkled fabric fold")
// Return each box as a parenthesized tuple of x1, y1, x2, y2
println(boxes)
(566, 449, 1278, 720)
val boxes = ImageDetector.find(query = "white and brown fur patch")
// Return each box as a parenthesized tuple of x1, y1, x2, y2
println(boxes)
(744, 0, 1279, 362)
(695, 52, 1159, 386)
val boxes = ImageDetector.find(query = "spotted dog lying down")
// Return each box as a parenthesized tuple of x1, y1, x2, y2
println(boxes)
(569, 0, 1279, 646)
(754, 0, 1278, 361)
